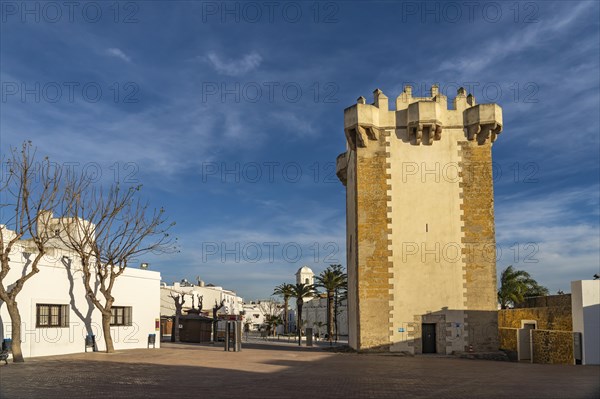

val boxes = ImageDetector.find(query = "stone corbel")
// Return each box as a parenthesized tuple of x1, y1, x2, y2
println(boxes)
(466, 123, 502, 144)
(479, 123, 502, 144)
(336, 152, 348, 186)
(413, 123, 423, 145)
(345, 125, 380, 148)
(433, 124, 443, 141)
(424, 124, 443, 145)
(410, 123, 442, 145)
(466, 124, 481, 141)
(356, 126, 368, 147)
(344, 128, 357, 149)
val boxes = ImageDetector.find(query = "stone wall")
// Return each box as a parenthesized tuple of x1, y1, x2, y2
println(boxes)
(498, 327, 518, 360)
(354, 128, 391, 351)
(531, 330, 575, 365)
(514, 294, 572, 309)
(498, 307, 572, 331)
(459, 141, 499, 352)
(499, 328, 518, 351)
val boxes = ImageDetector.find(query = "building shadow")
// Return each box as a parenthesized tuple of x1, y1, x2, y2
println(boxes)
(1, 345, 598, 399)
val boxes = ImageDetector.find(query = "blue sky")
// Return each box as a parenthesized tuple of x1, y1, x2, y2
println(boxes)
(1, 1, 598, 300)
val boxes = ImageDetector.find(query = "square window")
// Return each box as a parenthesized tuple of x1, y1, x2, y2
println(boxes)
(110, 306, 132, 326)
(36, 304, 69, 328)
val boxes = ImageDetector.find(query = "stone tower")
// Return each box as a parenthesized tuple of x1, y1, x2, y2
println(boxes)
(336, 85, 503, 353)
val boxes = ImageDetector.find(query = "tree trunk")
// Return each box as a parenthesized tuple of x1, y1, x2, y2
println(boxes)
(297, 300, 303, 346)
(5, 300, 24, 363)
(283, 297, 289, 334)
(172, 315, 180, 342)
(101, 312, 115, 353)
(334, 291, 339, 342)
(327, 292, 334, 343)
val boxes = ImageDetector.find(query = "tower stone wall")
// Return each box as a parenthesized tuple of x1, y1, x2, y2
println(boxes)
(336, 85, 503, 353)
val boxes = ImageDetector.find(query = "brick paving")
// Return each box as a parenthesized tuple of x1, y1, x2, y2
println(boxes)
(0, 342, 598, 399)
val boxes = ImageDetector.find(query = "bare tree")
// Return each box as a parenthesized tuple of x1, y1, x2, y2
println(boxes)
(0, 143, 65, 362)
(258, 299, 283, 336)
(196, 294, 203, 312)
(61, 178, 176, 353)
(169, 292, 186, 342)
(212, 299, 225, 343)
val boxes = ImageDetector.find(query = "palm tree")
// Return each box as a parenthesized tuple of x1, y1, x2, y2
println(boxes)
(498, 265, 549, 309)
(264, 314, 282, 337)
(273, 283, 294, 334)
(315, 264, 347, 343)
(290, 283, 315, 345)
(314, 321, 325, 339)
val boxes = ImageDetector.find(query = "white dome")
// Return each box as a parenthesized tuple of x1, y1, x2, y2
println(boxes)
(296, 265, 313, 274)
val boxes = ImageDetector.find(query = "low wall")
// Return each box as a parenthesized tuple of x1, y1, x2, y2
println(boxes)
(498, 327, 518, 361)
(498, 307, 572, 331)
(498, 328, 518, 351)
(514, 294, 572, 309)
(531, 329, 574, 365)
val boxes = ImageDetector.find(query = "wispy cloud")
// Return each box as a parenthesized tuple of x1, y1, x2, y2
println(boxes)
(105, 47, 132, 63)
(438, 2, 595, 76)
(206, 51, 262, 76)
(495, 185, 600, 292)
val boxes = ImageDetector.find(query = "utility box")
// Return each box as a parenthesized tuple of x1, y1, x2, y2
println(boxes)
(305, 328, 313, 347)
(224, 320, 242, 352)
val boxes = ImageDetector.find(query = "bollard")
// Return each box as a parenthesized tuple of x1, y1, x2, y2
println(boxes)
(2, 338, 12, 352)
(148, 334, 156, 348)
(85, 334, 97, 352)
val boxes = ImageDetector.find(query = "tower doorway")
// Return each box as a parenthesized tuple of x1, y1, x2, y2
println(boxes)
(422, 323, 437, 353)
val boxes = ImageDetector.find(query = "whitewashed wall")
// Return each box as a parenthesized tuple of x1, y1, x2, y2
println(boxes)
(571, 280, 600, 365)
(0, 244, 161, 358)
(160, 283, 243, 317)
(302, 296, 349, 337)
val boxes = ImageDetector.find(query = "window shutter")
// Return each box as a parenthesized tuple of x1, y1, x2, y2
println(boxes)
(61, 304, 70, 327)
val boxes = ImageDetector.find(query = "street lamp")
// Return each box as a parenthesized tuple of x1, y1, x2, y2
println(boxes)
(140, 262, 149, 269)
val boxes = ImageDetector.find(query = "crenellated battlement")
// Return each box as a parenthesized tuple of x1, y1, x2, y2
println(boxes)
(343, 85, 503, 148)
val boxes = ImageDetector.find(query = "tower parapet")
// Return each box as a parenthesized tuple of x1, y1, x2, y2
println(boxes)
(342, 86, 502, 150)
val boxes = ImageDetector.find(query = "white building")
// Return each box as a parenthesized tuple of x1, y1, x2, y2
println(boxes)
(571, 280, 600, 365)
(0, 222, 161, 359)
(303, 296, 349, 338)
(294, 265, 349, 337)
(242, 300, 284, 332)
(161, 280, 243, 317)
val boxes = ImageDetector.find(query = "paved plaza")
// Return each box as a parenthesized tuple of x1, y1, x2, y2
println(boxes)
(1, 342, 598, 398)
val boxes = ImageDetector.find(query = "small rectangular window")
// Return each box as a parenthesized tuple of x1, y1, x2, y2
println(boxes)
(110, 306, 132, 326)
(36, 304, 69, 328)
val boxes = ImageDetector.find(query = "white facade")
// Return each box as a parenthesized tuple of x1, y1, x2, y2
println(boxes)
(571, 280, 600, 365)
(161, 281, 243, 317)
(242, 300, 284, 333)
(303, 296, 348, 337)
(0, 230, 161, 358)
